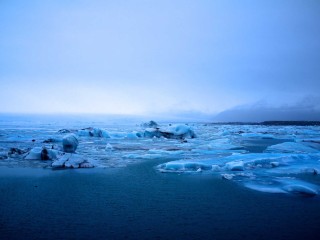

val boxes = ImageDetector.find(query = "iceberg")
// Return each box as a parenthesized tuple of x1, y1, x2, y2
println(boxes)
(62, 134, 79, 153)
(143, 124, 196, 139)
(77, 127, 110, 138)
(141, 120, 158, 128)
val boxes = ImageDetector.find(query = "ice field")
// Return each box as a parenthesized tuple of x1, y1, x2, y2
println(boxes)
(1, 119, 320, 197)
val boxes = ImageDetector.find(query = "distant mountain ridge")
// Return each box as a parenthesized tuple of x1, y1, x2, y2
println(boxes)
(210, 121, 320, 126)
(213, 106, 320, 122)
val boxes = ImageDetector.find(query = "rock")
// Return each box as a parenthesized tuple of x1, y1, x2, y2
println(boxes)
(0, 152, 8, 160)
(8, 148, 27, 156)
(62, 134, 79, 153)
(40, 148, 50, 160)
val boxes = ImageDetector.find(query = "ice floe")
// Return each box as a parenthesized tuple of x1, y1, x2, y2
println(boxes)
(2, 120, 320, 197)
(24, 147, 59, 160)
(52, 153, 94, 168)
(143, 124, 196, 139)
(264, 142, 319, 154)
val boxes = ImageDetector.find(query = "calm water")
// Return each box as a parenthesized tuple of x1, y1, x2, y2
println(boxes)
(0, 115, 320, 239)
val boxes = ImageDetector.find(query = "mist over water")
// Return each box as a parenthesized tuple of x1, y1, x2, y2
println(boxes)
(1, 1, 320, 117)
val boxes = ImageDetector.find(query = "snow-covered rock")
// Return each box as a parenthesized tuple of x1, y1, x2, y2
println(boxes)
(62, 134, 79, 153)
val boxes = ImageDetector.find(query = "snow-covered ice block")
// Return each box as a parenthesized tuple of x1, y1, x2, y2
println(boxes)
(77, 128, 110, 138)
(25, 147, 59, 160)
(144, 124, 196, 139)
(141, 120, 158, 128)
(161, 124, 196, 139)
(105, 143, 114, 151)
(52, 153, 94, 168)
(126, 131, 142, 139)
(143, 128, 162, 138)
(62, 134, 79, 153)
(221, 173, 235, 180)
(157, 161, 212, 172)
(225, 161, 244, 171)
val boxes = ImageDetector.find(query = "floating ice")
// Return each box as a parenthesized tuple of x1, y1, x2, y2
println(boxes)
(221, 173, 235, 180)
(141, 120, 158, 128)
(106, 143, 114, 151)
(24, 147, 59, 160)
(244, 179, 319, 197)
(265, 142, 319, 153)
(206, 138, 242, 150)
(62, 134, 79, 153)
(2, 120, 320, 197)
(143, 124, 196, 139)
(282, 184, 318, 197)
(52, 153, 94, 168)
(157, 161, 212, 173)
(225, 161, 244, 171)
(77, 127, 110, 138)
(241, 133, 274, 139)
(125, 131, 142, 139)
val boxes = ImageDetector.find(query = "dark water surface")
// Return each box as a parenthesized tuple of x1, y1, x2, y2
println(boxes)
(1, 160, 320, 240)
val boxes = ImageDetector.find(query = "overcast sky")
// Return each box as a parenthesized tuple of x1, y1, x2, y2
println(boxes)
(1, 0, 320, 117)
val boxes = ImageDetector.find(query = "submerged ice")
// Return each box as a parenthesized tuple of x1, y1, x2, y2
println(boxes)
(1, 121, 320, 197)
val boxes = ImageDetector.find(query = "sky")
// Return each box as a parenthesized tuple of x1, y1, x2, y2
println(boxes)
(1, 0, 320, 120)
